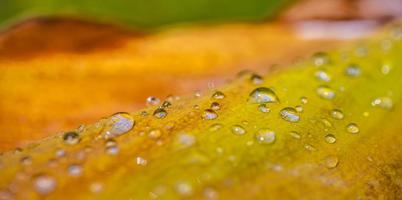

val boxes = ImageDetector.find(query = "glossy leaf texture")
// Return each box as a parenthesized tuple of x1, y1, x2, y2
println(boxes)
(0, 25, 401, 199)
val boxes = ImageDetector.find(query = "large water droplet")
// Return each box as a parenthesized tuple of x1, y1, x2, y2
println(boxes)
(212, 91, 225, 100)
(62, 131, 80, 145)
(325, 134, 336, 144)
(371, 97, 393, 110)
(231, 125, 246, 135)
(202, 109, 218, 120)
(330, 109, 344, 120)
(105, 112, 135, 137)
(153, 108, 168, 119)
(248, 87, 279, 104)
(280, 107, 300, 122)
(324, 155, 339, 169)
(345, 64, 361, 77)
(346, 123, 359, 134)
(255, 129, 276, 144)
(316, 85, 336, 100)
(33, 174, 56, 195)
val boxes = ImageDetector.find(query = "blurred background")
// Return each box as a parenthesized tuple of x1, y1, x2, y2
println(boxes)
(0, 0, 402, 151)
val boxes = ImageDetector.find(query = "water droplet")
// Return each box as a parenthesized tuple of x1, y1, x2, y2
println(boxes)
(148, 129, 163, 139)
(136, 156, 148, 166)
(345, 64, 361, 77)
(204, 187, 218, 200)
(381, 63, 392, 75)
(105, 112, 135, 137)
(250, 74, 264, 85)
(371, 97, 393, 110)
(258, 104, 270, 113)
(231, 125, 246, 135)
(176, 133, 196, 148)
(67, 164, 82, 177)
(209, 123, 223, 132)
(146, 96, 160, 106)
(324, 155, 339, 169)
(280, 107, 300, 122)
(202, 109, 218, 120)
(300, 96, 308, 104)
(312, 52, 330, 66)
(153, 108, 168, 119)
(316, 85, 336, 100)
(330, 109, 344, 120)
(325, 134, 336, 144)
(295, 105, 303, 112)
(304, 144, 317, 151)
(55, 148, 66, 158)
(20, 156, 32, 166)
(255, 129, 276, 144)
(175, 181, 193, 196)
(315, 70, 331, 82)
(105, 139, 119, 155)
(212, 91, 225, 100)
(33, 174, 56, 195)
(248, 87, 279, 104)
(160, 101, 172, 109)
(346, 123, 359, 134)
(210, 102, 221, 110)
(62, 131, 80, 145)
(289, 131, 301, 139)
(89, 182, 104, 193)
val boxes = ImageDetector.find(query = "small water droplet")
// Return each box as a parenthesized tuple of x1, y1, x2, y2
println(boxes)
(148, 129, 163, 139)
(312, 52, 330, 67)
(55, 148, 66, 158)
(176, 133, 196, 148)
(316, 85, 336, 100)
(33, 174, 56, 195)
(325, 134, 336, 144)
(68, 164, 82, 177)
(280, 107, 300, 122)
(210, 102, 221, 110)
(204, 187, 218, 200)
(345, 64, 361, 77)
(248, 87, 279, 104)
(381, 63, 392, 75)
(289, 131, 301, 139)
(202, 109, 218, 120)
(146, 96, 160, 106)
(209, 123, 223, 132)
(324, 155, 339, 169)
(175, 181, 193, 196)
(105, 139, 119, 155)
(136, 156, 148, 166)
(371, 97, 393, 110)
(62, 131, 80, 145)
(295, 105, 303, 112)
(105, 112, 135, 137)
(212, 91, 225, 100)
(89, 182, 104, 193)
(315, 70, 331, 82)
(153, 108, 168, 119)
(330, 109, 344, 120)
(300, 96, 308, 104)
(304, 144, 316, 151)
(231, 125, 246, 135)
(255, 129, 276, 144)
(250, 74, 264, 85)
(346, 123, 359, 134)
(160, 101, 172, 108)
(258, 104, 270, 113)
(20, 156, 32, 166)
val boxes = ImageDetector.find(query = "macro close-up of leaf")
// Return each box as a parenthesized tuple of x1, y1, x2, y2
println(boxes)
(0, 0, 401, 200)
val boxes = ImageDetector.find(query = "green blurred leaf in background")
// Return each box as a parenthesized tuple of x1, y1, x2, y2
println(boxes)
(0, 0, 291, 30)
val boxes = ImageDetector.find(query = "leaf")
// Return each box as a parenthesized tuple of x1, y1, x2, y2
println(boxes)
(0, 0, 291, 29)
(0, 24, 401, 199)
